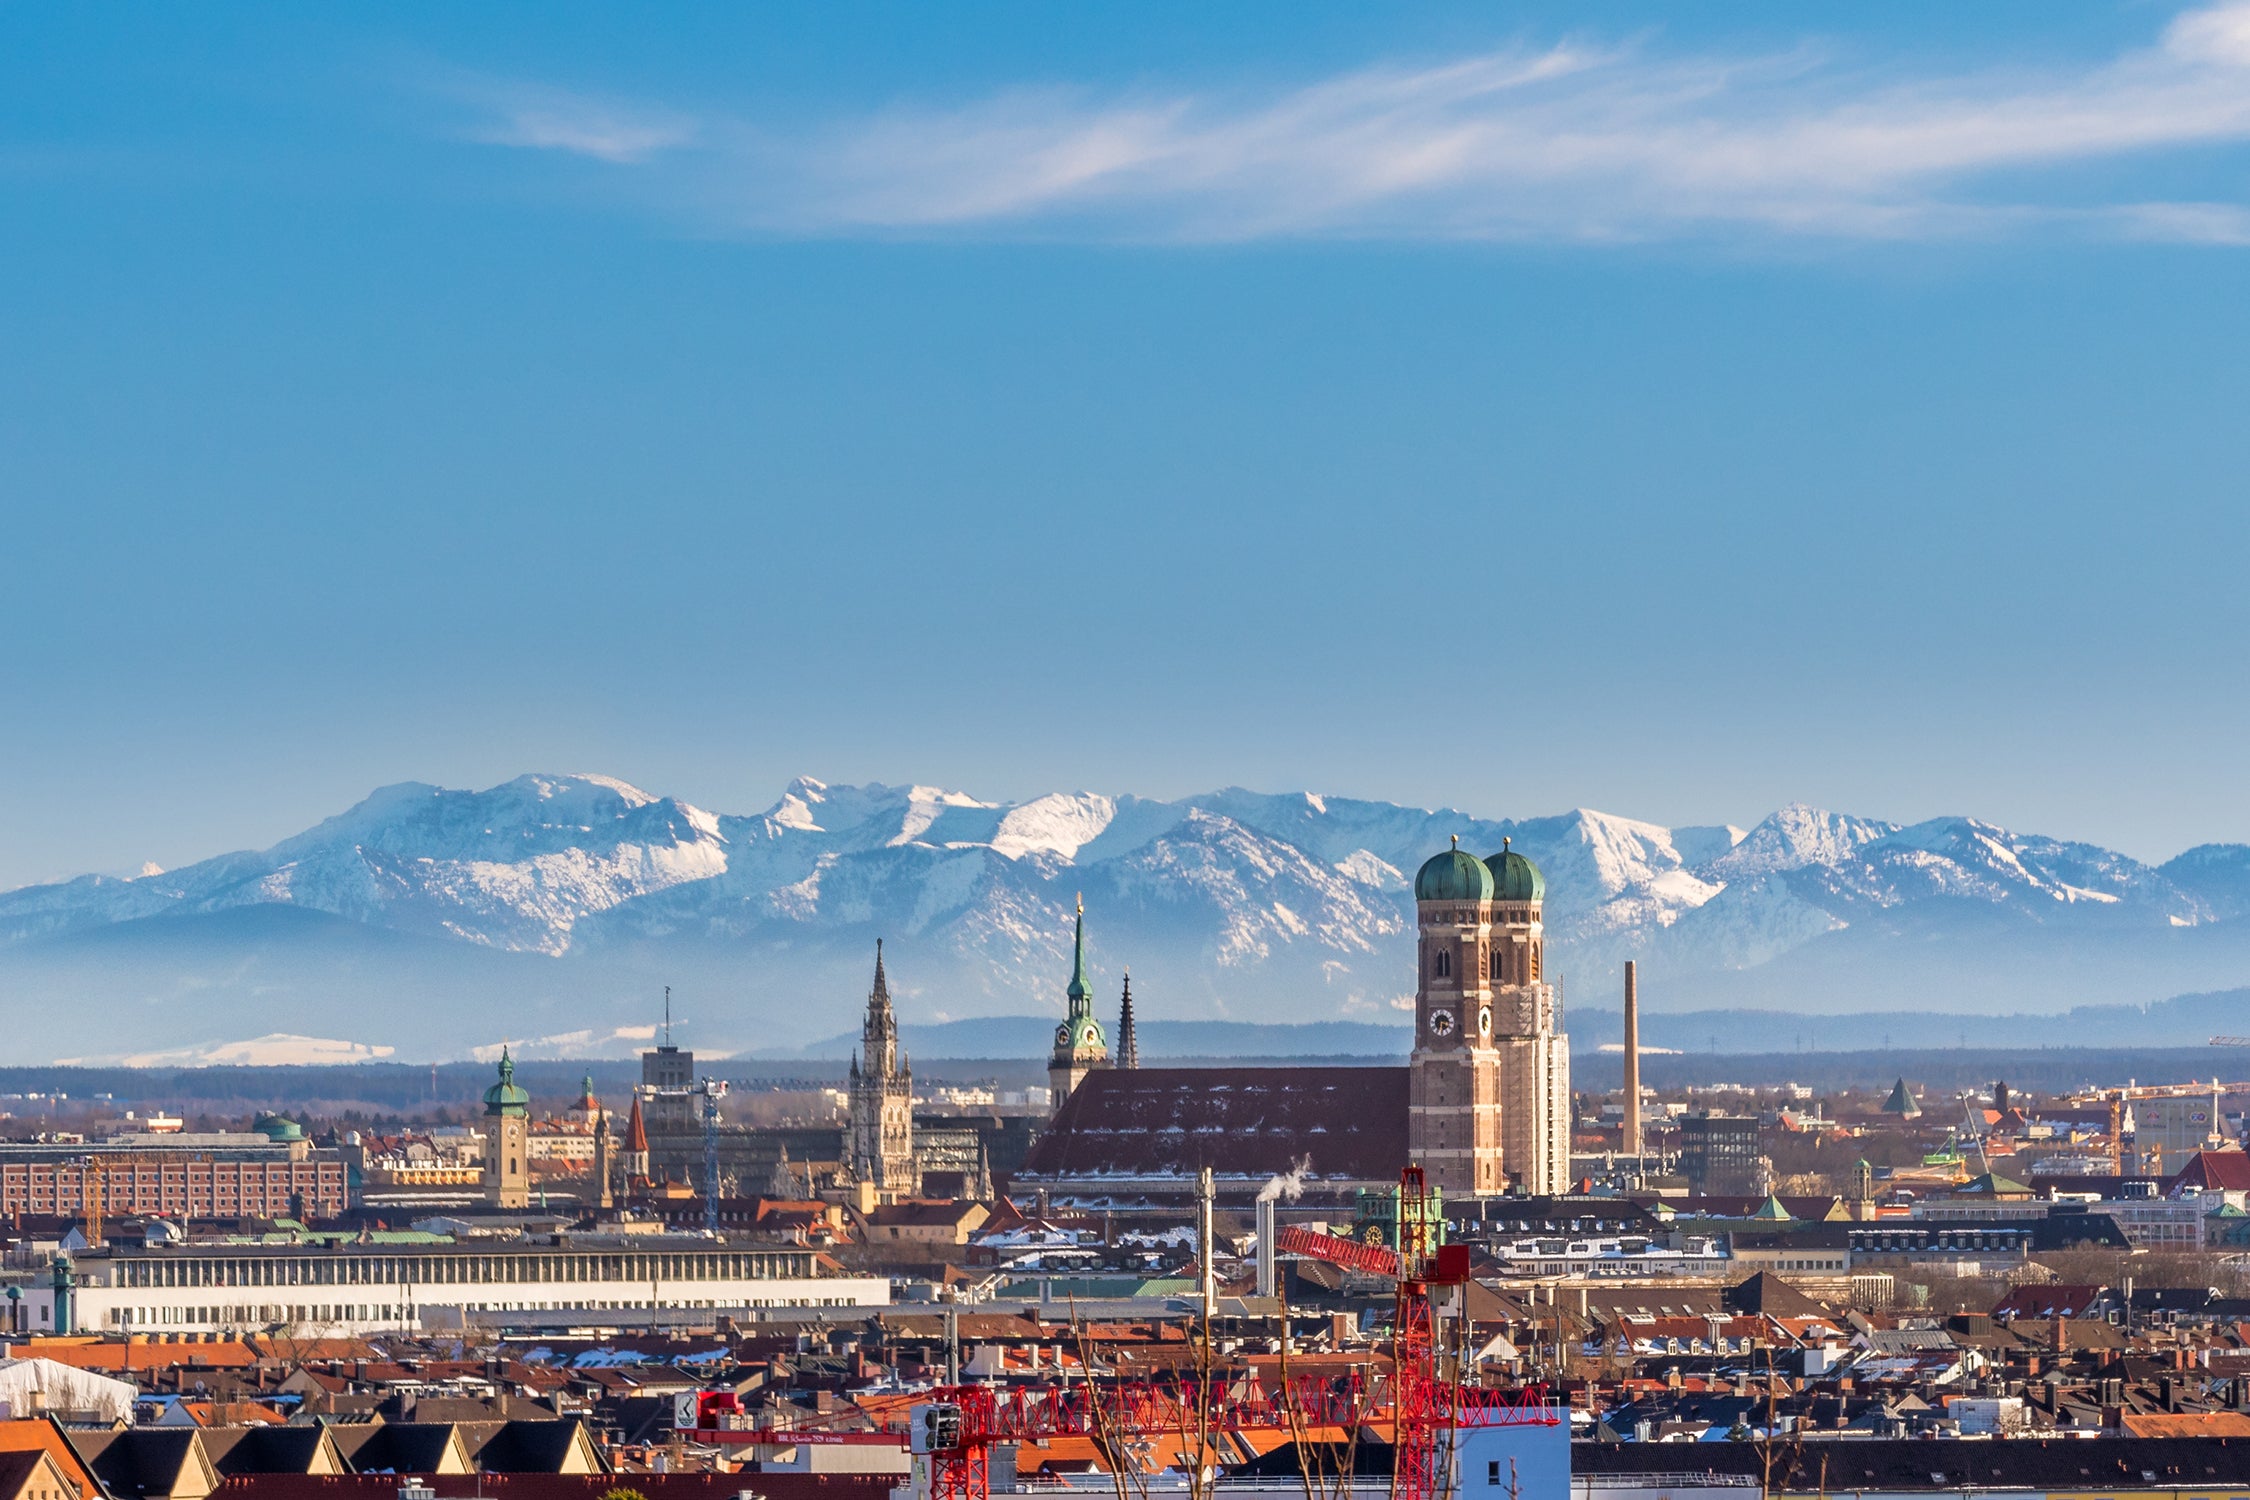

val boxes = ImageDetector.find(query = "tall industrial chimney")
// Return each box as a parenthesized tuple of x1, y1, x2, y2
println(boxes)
(1255, 1195, 1277, 1299)
(1197, 1167, 1217, 1317)
(1623, 961, 1643, 1157)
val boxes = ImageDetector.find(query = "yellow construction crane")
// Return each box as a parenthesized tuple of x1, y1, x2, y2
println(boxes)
(84, 1157, 109, 1245)
(2065, 1078, 2246, 1175)
(81, 1154, 143, 1245)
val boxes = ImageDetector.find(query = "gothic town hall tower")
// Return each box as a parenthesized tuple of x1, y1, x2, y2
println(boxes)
(848, 941, 918, 1197)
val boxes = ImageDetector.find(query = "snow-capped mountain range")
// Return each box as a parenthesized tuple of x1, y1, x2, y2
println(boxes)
(4, 773, 2249, 1064)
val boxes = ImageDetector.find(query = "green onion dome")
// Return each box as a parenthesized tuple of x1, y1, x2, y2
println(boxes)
(482, 1049, 531, 1116)
(1415, 840, 1496, 902)
(1484, 837, 1546, 902)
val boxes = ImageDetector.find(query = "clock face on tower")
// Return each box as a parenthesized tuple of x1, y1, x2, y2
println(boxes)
(1428, 1008, 1456, 1038)
(1478, 1006, 1493, 1038)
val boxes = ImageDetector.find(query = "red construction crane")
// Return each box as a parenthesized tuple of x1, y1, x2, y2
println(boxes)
(1274, 1223, 1401, 1279)
(903, 1371, 1553, 1500)
(1392, 1165, 1444, 1500)
(895, 1167, 1555, 1500)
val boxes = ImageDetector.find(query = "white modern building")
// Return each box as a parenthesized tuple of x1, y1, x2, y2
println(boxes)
(1486, 1235, 1728, 1279)
(15, 1237, 888, 1337)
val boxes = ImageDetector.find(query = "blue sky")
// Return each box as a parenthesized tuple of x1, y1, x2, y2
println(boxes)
(3, 2, 2249, 887)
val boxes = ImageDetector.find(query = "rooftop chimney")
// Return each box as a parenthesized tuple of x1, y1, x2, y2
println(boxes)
(1622, 961, 1643, 1157)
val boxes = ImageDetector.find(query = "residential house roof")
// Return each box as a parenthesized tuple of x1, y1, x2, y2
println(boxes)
(1991, 1284, 2106, 1320)
(0, 1419, 100, 1500)
(0, 1448, 79, 1500)
(68, 1428, 220, 1500)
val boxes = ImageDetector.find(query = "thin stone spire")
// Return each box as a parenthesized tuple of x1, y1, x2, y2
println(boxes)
(1117, 970, 1140, 1069)
(862, 938, 898, 1076)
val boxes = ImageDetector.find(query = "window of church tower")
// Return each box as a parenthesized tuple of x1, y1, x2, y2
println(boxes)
(1432, 949, 1451, 979)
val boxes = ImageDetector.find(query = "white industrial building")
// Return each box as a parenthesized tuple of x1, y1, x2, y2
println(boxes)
(16, 1237, 888, 1337)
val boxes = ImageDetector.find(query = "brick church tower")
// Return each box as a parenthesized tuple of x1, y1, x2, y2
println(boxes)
(1408, 836, 1570, 1196)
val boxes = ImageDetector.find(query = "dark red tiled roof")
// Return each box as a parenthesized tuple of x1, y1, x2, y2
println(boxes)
(1990, 1284, 2105, 1319)
(863, 1203, 983, 1227)
(2169, 1150, 2250, 1193)
(1017, 1067, 1406, 1182)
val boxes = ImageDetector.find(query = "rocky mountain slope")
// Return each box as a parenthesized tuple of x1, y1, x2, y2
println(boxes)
(2, 773, 2246, 1062)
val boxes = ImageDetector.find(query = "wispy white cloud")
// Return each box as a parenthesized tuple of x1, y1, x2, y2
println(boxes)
(453, 4, 2250, 244)
(463, 81, 698, 165)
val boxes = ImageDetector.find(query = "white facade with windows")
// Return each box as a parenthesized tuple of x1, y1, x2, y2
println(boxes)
(2100, 1197, 2207, 1249)
(1487, 1235, 1727, 1278)
(19, 1240, 888, 1337)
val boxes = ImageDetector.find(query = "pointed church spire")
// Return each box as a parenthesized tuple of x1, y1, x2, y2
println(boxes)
(1117, 970, 1140, 1070)
(769, 1142, 798, 1199)
(862, 938, 899, 1076)
(1066, 894, 1092, 1008)
(624, 1094, 649, 1154)
(1049, 896, 1108, 1110)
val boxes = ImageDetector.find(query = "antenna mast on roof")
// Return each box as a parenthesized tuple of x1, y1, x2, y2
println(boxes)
(664, 985, 672, 1047)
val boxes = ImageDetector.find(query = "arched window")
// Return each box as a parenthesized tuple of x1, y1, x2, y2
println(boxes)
(1488, 949, 1503, 982)
(1433, 949, 1452, 979)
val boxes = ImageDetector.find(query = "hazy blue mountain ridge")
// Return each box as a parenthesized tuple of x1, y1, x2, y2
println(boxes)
(0, 773, 2244, 1063)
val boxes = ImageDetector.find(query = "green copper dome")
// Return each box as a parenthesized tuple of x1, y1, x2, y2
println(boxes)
(483, 1048, 531, 1116)
(1484, 837, 1545, 902)
(251, 1113, 305, 1143)
(1415, 840, 1495, 902)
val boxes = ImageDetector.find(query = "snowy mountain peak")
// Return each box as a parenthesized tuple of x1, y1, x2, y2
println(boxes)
(768, 776, 834, 831)
(1706, 803, 1899, 878)
(511, 772, 661, 808)
(991, 793, 1118, 861)
(1558, 808, 1698, 897)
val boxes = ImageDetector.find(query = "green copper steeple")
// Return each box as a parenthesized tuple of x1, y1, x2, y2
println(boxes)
(1053, 895, 1107, 1061)
(1066, 895, 1092, 1008)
